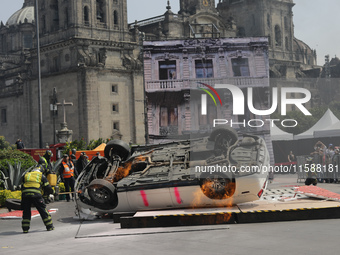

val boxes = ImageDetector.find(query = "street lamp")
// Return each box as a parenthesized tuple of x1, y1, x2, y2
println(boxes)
(35, 0, 43, 148)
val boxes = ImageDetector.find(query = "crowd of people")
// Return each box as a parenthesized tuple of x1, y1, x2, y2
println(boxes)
(310, 141, 340, 167)
(303, 141, 340, 185)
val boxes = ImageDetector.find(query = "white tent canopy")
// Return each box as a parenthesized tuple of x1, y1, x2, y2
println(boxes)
(294, 109, 340, 140)
(314, 121, 340, 138)
(271, 123, 294, 141)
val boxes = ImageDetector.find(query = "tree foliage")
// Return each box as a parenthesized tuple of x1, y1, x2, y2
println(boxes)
(0, 136, 15, 150)
(0, 149, 36, 174)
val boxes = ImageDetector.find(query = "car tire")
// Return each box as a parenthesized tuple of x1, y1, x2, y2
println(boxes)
(104, 140, 131, 161)
(199, 173, 235, 200)
(209, 126, 238, 155)
(5, 198, 22, 211)
(87, 179, 118, 210)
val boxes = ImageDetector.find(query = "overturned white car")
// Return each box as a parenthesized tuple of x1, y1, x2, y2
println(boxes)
(75, 127, 269, 214)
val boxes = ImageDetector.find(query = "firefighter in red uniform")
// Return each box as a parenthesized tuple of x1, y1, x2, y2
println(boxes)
(21, 166, 54, 233)
(59, 154, 78, 202)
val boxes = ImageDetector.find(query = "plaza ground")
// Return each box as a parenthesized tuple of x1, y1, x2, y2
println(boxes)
(1, 174, 340, 255)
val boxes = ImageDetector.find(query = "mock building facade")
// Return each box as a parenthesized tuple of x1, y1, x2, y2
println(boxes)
(144, 37, 270, 141)
(0, 0, 145, 147)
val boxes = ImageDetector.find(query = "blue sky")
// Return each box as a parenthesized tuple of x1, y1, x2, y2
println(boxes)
(0, 0, 339, 65)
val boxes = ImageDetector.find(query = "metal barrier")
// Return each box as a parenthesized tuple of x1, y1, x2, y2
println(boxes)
(296, 154, 340, 183)
(296, 156, 307, 183)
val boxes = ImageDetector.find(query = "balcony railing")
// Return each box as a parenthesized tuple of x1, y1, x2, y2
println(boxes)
(146, 77, 269, 92)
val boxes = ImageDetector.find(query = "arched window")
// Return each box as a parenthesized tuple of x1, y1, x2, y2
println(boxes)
(96, 0, 105, 23)
(285, 37, 289, 50)
(113, 10, 118, 25)
(275, 25, 282, 46)
(84, 6, 89, 25)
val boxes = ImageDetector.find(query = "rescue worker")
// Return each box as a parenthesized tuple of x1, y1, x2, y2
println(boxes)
(76, 152, 88, 174)
(71, 148, 77, 159)
(38, 150, 54, 204)
(59, 154, 78, 202)
(70, 148, 78, 174)
(21, 166, 54, 233)
(41, 150, 53, 177)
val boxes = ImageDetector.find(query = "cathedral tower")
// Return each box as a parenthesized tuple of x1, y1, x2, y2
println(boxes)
(37, 0, 129, 44)
(180, 0, 216, 14)
(217, 0, 316, 75)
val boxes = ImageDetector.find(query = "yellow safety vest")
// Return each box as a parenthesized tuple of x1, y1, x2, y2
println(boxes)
(22, 171, 43, 195)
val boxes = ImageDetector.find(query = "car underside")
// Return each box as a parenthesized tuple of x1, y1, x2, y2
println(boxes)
(75, 126, 269, 214)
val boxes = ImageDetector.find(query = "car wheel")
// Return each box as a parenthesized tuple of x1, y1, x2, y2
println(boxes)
(104, 140, 131, 161)
(87, 179, 118, 210)
(5, 198, 22, 211)
(209, 126, 238, 155)
(200, 174, 235, 200)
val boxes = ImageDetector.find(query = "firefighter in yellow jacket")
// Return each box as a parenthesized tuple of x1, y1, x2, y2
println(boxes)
(21, 166, 54, 233)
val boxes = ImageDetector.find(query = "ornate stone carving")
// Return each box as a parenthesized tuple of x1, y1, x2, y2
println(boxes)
(183, 38, 222, 47)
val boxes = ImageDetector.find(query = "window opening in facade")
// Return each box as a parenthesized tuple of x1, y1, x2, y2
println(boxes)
(96, 0, 105, 23)
(112, 84, 118, 93)
(114, 10, 118, 25)
(195, 59, 213, 78)
(113, 121, 119, 130)
(231, 58, 250, 77)
(275, 25, 282, 46)
(160, 106, 178, 127)
(159, 61, 176, 80)
(23, 32, 32, 49)
(84, 6, 90, 26)
(112, 104, 118, 112)
(1, 109, 7, 124)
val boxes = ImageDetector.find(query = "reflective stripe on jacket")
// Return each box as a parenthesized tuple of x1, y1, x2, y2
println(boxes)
(22, 171, 43, 195)
(62, 161, 74, 178)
